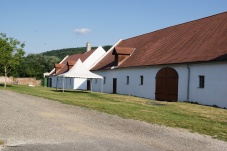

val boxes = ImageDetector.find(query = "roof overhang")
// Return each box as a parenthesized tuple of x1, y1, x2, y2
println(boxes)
(112, 47, 135, 55)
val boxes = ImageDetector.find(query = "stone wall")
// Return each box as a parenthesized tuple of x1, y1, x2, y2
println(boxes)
(0, 76, 41, 86)
(0, 76, 13, 84)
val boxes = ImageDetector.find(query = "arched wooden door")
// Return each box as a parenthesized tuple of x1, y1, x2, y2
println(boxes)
(155, 67, 178, 102)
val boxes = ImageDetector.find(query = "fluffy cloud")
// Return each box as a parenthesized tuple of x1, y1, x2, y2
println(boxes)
(74, 28, 91, 35)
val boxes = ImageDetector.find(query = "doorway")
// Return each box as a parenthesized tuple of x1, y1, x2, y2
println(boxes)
(87, 80, 91, 90)
(113, 78, 117, 94)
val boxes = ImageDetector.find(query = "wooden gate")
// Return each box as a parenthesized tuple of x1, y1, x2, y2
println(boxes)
(155, 67, 178, 102)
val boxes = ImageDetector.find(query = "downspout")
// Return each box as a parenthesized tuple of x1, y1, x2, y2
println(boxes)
(187, 64, 190, 101)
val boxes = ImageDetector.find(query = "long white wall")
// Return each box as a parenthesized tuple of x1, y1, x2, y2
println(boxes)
(92, 65, 188, 100)
(48, 76, 87, 90)
(49, 76, 57, 88)
(92, 62, 227, 108)
(188, 62, 227, 108)
(48, 46, 106, 90)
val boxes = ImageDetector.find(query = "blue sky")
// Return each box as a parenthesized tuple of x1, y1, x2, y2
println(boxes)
(0, 0, 226, 54)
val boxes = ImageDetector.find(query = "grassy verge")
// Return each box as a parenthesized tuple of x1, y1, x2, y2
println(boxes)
(1, 84, 227, 141)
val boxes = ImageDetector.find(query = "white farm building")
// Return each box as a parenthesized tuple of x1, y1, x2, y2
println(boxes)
(90, 12, 227, 108)
(47, 43, 106, 90)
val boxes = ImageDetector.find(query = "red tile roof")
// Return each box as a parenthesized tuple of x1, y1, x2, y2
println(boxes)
(113, 47, 135, 55)
(52, 49, 96, 75)
(67, 61, 76, 66)
(55, 64, 64, 68)
(92, 12, 227, 70)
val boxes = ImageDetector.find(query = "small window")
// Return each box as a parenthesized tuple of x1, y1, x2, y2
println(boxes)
(103, 77, 106, 84)
(126, 76, 129, 85)
(140, 76, 143, 85)
(199, 75, 205, 88)
(95, 79, 97, 84)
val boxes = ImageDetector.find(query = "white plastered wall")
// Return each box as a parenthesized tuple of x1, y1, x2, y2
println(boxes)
(188, 62, 227, 108)
(49, 47, 106, 90)
(92, 62, 227, 108)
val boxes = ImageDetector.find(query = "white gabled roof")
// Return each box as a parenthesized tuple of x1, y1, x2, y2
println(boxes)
(58, 59, 103, 79)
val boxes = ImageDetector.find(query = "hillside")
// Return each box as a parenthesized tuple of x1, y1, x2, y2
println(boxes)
(41, 45, 112, 60)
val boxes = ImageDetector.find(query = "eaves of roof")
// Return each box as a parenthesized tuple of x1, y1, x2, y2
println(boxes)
(50, 49, 96, 76)
(92, 12, 227, 71)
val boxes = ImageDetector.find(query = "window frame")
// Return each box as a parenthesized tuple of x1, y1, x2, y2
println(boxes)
(126, 76, 129, 85)
(140, 75, 144, 85)
(198, 75, 205, 88)
(103, 77, 106, 84)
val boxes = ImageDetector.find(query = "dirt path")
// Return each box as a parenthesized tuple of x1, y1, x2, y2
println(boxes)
(0, 90, 227, 151)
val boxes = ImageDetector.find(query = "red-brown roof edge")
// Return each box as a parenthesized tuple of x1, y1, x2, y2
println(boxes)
(122, 11, 227, 43)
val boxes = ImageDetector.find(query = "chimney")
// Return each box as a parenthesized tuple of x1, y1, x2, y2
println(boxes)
(86, 42, 91, 52)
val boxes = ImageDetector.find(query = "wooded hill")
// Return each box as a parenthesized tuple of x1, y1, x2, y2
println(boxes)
(41, 45, 112, 60)
(1, 45, 112, 79)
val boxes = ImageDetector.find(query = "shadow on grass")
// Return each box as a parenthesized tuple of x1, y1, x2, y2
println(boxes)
(51, 89, 109, 100)
(51, 89, 90, 94)
(0, 83, 14, 88)
(145, 101, 169, 106)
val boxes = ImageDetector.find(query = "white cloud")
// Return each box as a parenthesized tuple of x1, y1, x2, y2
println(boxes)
(73, 28, 91, 35)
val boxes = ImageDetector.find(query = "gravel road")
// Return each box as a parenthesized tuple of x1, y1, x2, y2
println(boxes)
(0, 90, 227, 151)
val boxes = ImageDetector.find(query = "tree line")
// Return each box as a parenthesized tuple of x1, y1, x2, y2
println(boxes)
(0, 52, 60, 80)
(0, 33, 112, 87)
(43, 45, 111, 60)
(10, 54, 60, 79)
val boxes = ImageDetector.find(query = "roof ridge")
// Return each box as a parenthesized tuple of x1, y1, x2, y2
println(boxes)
(122, 11, 227, 42)
(92, 12, 227, 70)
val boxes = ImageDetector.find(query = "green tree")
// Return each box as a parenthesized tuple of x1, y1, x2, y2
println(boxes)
(0, 33, 25, 87)
(17, 54, 60, 79)
(42, 45, 111, 60)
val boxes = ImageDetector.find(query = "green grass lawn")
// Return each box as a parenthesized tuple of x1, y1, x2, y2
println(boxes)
(0, 140, 4, 145)
(1, 84, 227, 141)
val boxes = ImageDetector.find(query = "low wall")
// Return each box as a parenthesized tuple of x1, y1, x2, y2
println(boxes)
(0, 76, 41, 86)
(0, 76, 13, 84)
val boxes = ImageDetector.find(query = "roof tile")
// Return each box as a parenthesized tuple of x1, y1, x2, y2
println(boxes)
(51, 49, 96, 75)
(113, 47, 135, 55)
(92, 12, 227, 70)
